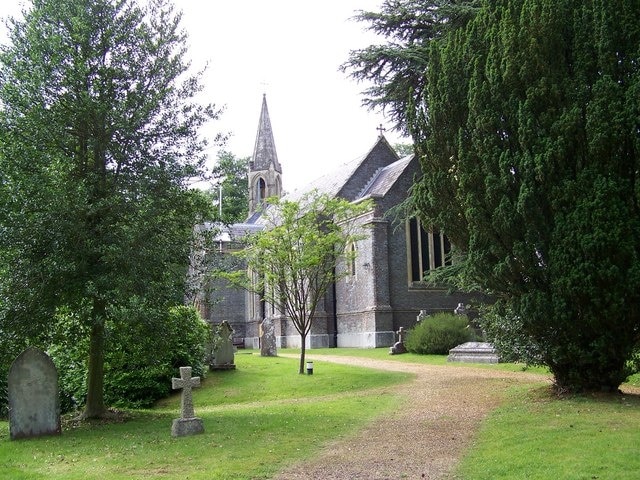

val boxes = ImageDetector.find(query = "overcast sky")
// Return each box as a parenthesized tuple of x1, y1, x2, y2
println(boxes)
(1, 0, 408, 192)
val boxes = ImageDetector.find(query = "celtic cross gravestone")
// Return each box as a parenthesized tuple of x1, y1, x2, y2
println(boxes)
(170, 366, 204, 437)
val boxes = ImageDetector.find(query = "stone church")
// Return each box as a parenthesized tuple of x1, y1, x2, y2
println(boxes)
(200, 95, 477, 349)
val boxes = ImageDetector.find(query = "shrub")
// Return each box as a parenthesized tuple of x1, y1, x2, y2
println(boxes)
(50, 304, 209, 411)
(405, 312, 473, 355)
(101, 305, 209, 408)
(478, 304, 545, 365)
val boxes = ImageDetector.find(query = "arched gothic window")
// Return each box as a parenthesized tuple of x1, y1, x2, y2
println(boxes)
(256, 177, 266, 204)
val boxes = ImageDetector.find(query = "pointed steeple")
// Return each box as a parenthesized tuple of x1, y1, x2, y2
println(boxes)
(248, 94, 283, 217)
(251, 94, 281, 173)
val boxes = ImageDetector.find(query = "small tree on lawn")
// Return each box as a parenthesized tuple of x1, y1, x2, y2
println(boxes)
(233, 191, 372, 374)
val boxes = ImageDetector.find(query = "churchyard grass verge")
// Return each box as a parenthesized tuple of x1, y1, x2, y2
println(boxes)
(293, 347, 551, 375)
(452, 384, 640, 479)
(0, 353, 410, 479)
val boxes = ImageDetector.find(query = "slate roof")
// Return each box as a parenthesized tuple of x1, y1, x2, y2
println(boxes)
(287, 136, 413, 203)
(358, 154, 414, 199)
(287, 154, 365, 201)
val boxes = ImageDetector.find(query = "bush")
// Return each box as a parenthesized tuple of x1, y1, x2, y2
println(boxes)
(102, 305, 209, 409)
(405, 312, 473, 355)
(50, 304, 209, 411)
(478, 303, 545, 365)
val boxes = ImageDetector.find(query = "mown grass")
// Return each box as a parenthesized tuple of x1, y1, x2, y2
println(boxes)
(3, 349, 640, 479)
(0, 353, 411, 480)
(452, 384, 640, 479)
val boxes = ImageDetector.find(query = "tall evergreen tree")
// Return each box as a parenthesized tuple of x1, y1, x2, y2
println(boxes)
(347, 0, 640, 391)
(413, 0, 640, 391)
(0, 0, 221, 417)
(341, 0, 479, 132)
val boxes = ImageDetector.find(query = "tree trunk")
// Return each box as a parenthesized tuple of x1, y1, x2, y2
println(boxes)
(83, 314, 107, 419)
(299, 333, 306, 374)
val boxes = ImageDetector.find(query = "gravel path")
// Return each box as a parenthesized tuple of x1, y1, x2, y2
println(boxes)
(272, 355, 550, 480)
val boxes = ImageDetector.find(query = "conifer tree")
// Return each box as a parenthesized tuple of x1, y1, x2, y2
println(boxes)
(347, 0, 640, 392)
(413, 0, 640, 391)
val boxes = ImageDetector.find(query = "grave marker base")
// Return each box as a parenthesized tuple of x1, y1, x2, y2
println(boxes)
(171, 417, 204, 437)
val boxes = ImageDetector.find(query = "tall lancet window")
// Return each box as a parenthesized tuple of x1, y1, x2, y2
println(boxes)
(256, 177, 266, 205)
(275, 177, 282, 197)
(407, 218, 452, 283)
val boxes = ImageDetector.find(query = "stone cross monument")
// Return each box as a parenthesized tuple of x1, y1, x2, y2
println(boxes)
(389, 326, 408, 355)
(171, 366, 204, 437)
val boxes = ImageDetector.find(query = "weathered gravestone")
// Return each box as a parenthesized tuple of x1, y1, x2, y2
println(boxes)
(260, 317, 277, 357)
(171, 366, 204, 437)
(389, 327, 407, 355)
(210, 320, 236, 371)
(8, 347, 61, 440)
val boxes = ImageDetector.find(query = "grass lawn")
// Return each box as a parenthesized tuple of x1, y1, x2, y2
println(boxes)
(452, 384, 640, 479)
(0, 353, 411, 480)
(2, 348, 639, 479)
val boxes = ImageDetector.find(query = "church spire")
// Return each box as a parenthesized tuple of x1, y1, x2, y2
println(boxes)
(251, 94, 281, 173)
(248, 94, 283, 216)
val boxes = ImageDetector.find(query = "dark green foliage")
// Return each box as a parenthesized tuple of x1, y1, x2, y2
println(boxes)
(103, 306, 208, 408)
(0, 0, 220, 417)
(342, 0, 479, 133)
(352, 0, 640, 392)
(405, 312, 473, 354)
(50, 305, 208, 411)
(479, 305, 543, 365)
(208, 151, 250, 225)
(413, 0, 640, 392)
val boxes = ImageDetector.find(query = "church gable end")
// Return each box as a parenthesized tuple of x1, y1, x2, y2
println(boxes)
(337, 136, 399, 201)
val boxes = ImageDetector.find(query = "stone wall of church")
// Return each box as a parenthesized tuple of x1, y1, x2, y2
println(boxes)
(204, 277, 247, 338)
(334, 208, 395, 347)
(382, 166, 484, 331)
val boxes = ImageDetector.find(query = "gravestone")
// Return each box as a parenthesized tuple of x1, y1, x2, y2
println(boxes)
(211, 320, 236, 370)
(389, 326, 407, 355)
(447, 342, 499, 364)
(260, 317, 277, 357)
(8, 347, 61, 440)
(171, 366, 204, 437)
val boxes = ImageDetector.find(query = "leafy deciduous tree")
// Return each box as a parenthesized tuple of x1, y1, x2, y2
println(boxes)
(0, 0, 221, 417)
(208, 150, 249, 225)
(229, 191, 372, 374)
